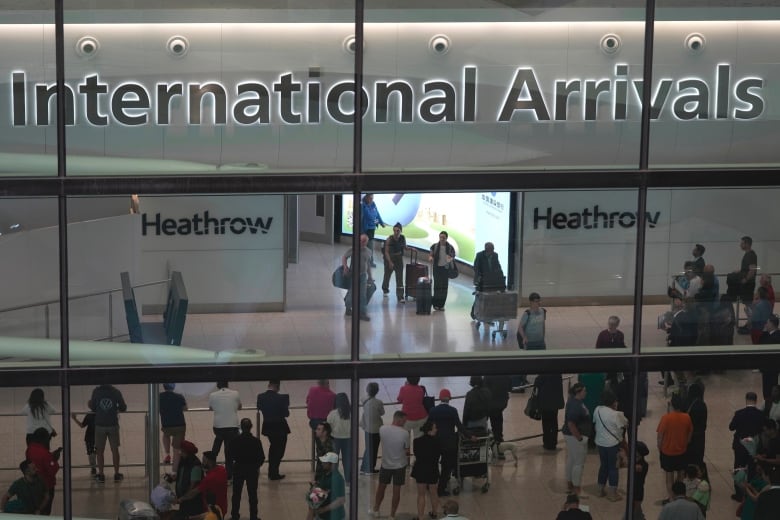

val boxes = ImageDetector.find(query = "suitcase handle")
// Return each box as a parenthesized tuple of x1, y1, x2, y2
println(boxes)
(411, 248, 418, 264)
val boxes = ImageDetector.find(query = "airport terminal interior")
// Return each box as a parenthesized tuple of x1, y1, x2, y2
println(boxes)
(3, 1, 780, 519)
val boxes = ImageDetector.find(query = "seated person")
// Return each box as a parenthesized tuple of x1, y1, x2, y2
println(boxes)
(0, 460, 48, 514)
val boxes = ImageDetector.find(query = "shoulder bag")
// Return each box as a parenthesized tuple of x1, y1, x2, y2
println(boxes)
(332, 265, 351, 289)
(524, 386, 542, 421)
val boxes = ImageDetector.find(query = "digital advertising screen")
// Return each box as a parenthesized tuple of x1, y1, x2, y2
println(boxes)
(341, 192, 511, 270)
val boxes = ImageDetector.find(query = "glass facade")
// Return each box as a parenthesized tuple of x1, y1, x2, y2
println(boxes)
(1, 2, 780, 519)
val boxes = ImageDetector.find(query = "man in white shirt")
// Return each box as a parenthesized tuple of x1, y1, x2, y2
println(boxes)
(208, 381, 242, 480)
(369, 411, 409, 519)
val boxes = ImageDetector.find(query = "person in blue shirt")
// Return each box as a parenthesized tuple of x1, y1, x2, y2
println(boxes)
(360, 194, 386, 267)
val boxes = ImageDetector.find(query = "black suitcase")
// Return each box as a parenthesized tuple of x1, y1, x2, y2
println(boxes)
(416, 278, 432, 315)
(405, 249, 429, 300)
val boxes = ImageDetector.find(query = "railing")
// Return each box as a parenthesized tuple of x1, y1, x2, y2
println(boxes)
(0, 278, 171, 341)
(0, 378, 569, 474)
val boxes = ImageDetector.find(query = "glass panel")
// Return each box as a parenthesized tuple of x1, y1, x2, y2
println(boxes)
(0, 197, 60, 367)
(68, 379, 353, 520)
(62, 1, 354, 176)
(358, 189, 637, 360)
(0, 1, 56, 176)
(362, 2, 646, 171)
(651, 3, 780, 167)
(67, 194, 349, 366)
(642, 187, 779, 353)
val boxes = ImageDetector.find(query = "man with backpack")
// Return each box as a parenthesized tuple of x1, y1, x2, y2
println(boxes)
(513, 293, 547, 390)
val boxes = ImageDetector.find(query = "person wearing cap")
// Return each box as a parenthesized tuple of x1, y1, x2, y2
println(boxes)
(555, 494, 593, 520)
(228, 418, 265, 520)
(159, 383, 188, 474)
(306, 452, 346, 520)
(256, 379, 290, 481)
(428, 388, 463, 497)
(563, 382, 590, 498)
(175, 440, 205, 519)
(176, 450, 228, 517)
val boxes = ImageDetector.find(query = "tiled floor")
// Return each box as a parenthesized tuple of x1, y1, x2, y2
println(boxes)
(0, 241, 767, 519)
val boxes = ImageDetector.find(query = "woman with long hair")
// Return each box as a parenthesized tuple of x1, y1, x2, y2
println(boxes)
(411, 420, 440, 520)
(22, 388, 56, 444)
(326, 392, 352, 484)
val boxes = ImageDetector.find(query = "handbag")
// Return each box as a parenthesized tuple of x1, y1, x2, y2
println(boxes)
(332, 265, 351, 290)
(446, 261, 459, 279)
(422, 386, 435, 411)
(524, 386, 542, 421)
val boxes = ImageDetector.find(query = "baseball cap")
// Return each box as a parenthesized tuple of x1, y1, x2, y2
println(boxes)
(179, 440, 198, 455)
(439, 389, 451, 400)
(319, 452, 339, 464)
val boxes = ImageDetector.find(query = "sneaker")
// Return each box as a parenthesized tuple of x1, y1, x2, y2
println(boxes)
(398, 298, 406, 304)
(367, 510, 379, 517)
(163, 455, 171, 464)
(114, 473, 124, 482)
(360, 314, 371, 322)
(345, 309, 352, 316)
(96, 473, 105, 483)
(383, 289, 389, 295)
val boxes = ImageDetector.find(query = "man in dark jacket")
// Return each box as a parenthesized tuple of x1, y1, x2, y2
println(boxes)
(484, 375, 511, 447)
(228, 418, 265, 520)
(463, 376, 492, 430)
(256, 379, 290, 481)
(729, 391, 765, 501)
(428, 388, 463, 497)
(535, 374, 564, 451)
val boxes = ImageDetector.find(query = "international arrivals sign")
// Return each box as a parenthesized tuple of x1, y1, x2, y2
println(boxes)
(8, 63, 764, 127)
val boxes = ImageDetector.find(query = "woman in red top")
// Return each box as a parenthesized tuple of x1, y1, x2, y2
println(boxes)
(25, 428, 61, 515)
(397, 377, 428, 439)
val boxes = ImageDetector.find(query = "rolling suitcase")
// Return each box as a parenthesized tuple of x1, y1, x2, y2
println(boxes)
(405, 249, 429, 300)
(416, 277, 432, 315)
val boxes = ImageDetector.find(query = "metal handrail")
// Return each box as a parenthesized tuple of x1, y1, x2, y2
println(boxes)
(0, 278, 171, 315)
(0, 377, 566, 472)
(0, 278, 171, 341)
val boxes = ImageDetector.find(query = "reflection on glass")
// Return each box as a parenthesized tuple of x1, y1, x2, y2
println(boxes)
(642, 188, 780, 354)
(0, 198, 59, 367)
(67, 194, 349, 366)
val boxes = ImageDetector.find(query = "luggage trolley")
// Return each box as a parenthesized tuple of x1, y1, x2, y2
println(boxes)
(453, 430, 492, 494)
(473, 290, 518, 340)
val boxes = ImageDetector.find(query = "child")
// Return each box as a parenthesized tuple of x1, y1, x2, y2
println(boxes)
(683, 464, 710, 516)
(70, 412, 96, 475)
(627, 441, 649, 520)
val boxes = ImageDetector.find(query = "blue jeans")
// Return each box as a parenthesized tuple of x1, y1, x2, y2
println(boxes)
(344, 272, 368, 315)
(360, 431, 380, 473)
(332, 437, 351, 483)
(598, 444, 619, 487)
